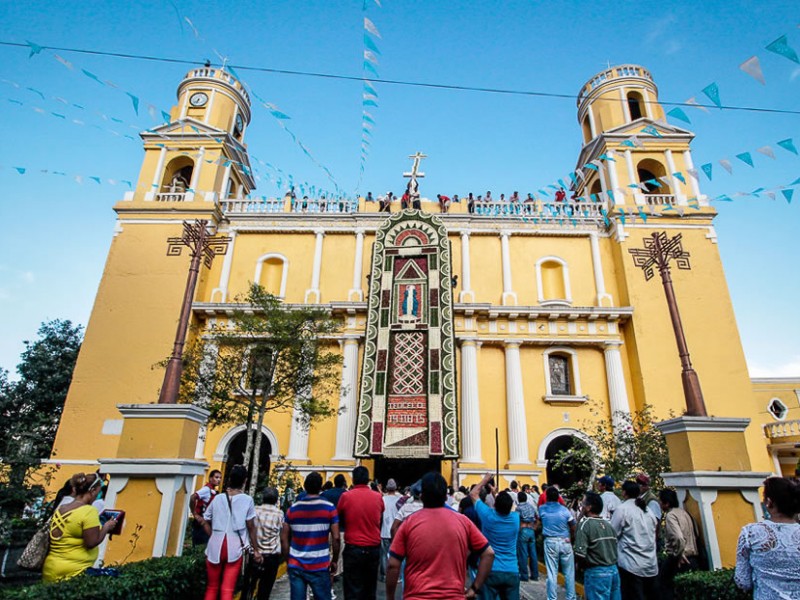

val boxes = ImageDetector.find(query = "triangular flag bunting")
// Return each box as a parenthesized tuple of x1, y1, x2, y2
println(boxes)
(756, 146, 776, 159)
(685, 97, 710, 113)
(736, 152, 754, 167)
(701, 83, 721, 108)
(782, 189, 794, 203)
(363, 35, 381, 55)
(765, 35, 800, 64)
(26, 40, 44, 58)
(673, 172, 686, 184)
(719, 159, 733, 174)
(666, 107, 691, 124)
(739, 56, 765, 84)
(777, 139, 798, 155)
(364, 17, 382, 38)
(641, 125, 662, 137)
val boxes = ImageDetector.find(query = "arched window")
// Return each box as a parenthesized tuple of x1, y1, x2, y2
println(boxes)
(581, 117, 592, 144)
(535, 257, 572, 305)
(627, 91, 644, 121)
(542, 347, 586, 403)
(636, 158, 671, 195)
(543, 434, 592, 491)
(589, 180, 602, 202)
(160, 157, 194, 194)
(254, 253, 289, 298)
(225, 177, 237, 199)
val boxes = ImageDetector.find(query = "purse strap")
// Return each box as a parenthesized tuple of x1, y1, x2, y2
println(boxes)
(225, 492, 249, 552)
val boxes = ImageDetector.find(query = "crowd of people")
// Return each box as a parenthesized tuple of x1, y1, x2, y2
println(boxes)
(36, 466, 800, 600)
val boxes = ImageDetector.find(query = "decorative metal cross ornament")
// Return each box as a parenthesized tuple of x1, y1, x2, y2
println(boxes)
(158, 220, 231, 404)
(629, 232, 707, 417)
(403, 152, 426, 200)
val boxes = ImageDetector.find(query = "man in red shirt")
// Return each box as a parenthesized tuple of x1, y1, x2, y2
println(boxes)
(336, 466, 384, 599)
(189, 469, 221, 546)
(387, 472, 495, 600)
(538, 483, 566, 507)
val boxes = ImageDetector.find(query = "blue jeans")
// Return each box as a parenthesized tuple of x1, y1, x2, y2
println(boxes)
(583, 564, 621, 600)
(481, 571, 520, 600)
(517, 528, 539, 580)
(543, 537, 576, 600)
(288, 567, 332, 600)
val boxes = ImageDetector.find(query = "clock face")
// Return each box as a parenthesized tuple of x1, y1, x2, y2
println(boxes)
(189, 92, 208, 107)
(234, 114, 244, 134)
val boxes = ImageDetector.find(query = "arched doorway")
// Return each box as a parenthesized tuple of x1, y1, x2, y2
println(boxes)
(544, 434, 592, 494)
(223, 429, 272, 491)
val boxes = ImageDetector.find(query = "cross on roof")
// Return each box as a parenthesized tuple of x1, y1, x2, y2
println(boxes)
(403, 152, 427, 181)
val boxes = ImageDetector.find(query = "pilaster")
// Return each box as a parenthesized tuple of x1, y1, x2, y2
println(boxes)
(333, 337, 361, 460)
(459, 232, 475, 303)
(500, 231, 517, 306)
(348, 229, 365, 302)
(305, 229, 325, 304)
(504, 341, 530, 465)
(460, 339, 482, 463)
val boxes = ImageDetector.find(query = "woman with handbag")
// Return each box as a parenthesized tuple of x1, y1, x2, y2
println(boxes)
(41, 473, 118, 582)
(200, 464, 262, 600)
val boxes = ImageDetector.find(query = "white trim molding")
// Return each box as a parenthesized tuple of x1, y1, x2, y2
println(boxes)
(536, 427, 594, 467)
(116, 404, 210, 425)
(98, 458, 209, 476)
(253, 252, 289, 299)
(535, 256, 572, 305)
(656, 416, 750, 435)
(542, 346, 584, 398)
(213, 424, 280, 463)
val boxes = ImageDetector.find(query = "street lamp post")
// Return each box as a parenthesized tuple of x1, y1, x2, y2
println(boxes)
(157, 219, 230, 404)
(629, 231, 708, 417)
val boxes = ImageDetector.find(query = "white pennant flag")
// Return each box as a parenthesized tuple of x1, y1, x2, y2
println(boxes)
(364, 50, 379, 65)
(719, 159, 733, 174)
(739, 56, 765, 85)
(685, 97, 710, 113)
(756, 146, 776, 159)
(686, 168, 699, 180)
(364, 17, 382, 38)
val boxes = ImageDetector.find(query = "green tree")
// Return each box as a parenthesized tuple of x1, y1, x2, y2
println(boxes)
(553, 404, 672, 499)
(0, 319, 83, 535)
(176, 284, 342, 495)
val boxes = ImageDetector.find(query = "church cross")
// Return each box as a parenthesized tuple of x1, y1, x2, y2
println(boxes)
(403, 151, 427, 183)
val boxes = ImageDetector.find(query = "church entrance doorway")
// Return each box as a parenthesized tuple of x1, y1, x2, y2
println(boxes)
(223, 430, 272, 491)
(544, 435, 591, 493)
(373, 457, 441, 490)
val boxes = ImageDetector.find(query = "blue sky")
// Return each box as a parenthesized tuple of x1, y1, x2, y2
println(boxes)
(1, 1, 798, 377)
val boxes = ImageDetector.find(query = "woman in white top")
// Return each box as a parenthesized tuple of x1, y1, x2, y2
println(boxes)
(199, 465, 262, 600)
(735, 477, 800, 600)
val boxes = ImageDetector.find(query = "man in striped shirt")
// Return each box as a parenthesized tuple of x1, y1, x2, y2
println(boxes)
(282, 471, 341, 600)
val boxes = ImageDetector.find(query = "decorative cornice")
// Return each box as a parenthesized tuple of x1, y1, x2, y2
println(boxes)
(661, 471, 771, 489)
(656, 416, 751, 435)
(116, 403, 210, 425)
(98, 458, 209, 476)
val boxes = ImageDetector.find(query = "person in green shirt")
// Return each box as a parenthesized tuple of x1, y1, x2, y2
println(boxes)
(574, 492, 621, 600)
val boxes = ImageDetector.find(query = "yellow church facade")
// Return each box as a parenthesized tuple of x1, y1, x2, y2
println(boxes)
(48, 65, 799, 567)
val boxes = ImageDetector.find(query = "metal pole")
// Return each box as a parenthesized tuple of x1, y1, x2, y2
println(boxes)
(495, 428, 500, 485)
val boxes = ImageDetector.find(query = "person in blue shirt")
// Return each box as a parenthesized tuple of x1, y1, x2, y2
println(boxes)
(539, 486, 577, 600)
(470, 473, 521, 600)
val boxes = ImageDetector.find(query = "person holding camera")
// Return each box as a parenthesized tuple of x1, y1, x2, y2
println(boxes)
(201, 465, 262, 600)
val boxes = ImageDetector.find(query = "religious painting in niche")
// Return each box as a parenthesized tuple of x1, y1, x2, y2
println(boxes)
(549, 355, 571, 395)
(392, 257, 427, 325)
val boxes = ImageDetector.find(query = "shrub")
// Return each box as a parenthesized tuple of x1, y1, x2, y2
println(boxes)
(0, 548, 206, 600)
(674, 569, 752, 600)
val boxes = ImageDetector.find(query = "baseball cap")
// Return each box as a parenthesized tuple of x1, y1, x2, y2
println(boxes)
(635, 473, 651, 486)
(597, 475, 615, 488)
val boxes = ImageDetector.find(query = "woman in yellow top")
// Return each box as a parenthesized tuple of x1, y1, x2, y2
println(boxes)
(42, 472, 118, 583)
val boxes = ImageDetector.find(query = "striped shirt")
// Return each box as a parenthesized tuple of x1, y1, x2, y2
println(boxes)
(286, 495, 338, 572)
(254, 504, 284, 554)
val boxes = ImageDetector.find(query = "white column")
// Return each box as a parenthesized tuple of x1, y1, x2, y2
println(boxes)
(619, 87, 631, 122)
(683, 150, 703, 201)
(607, 150, 620, 202)
(287, 404, 310, 460)
(665, 149, 686, 205)
(216, 231, 236, 302)
(604, 342, 632, 434)
(221, 162, 232, 199)
(500, 231, 516, 305)
(460, 339, 482, 462)
(186, 146, 204, 202)
(204, 89, 216, 125)
(146, 146, 168, 200)
(504, 342, 530, 464)
(590, 233, 611, 306)
(587, 105, 597, 137)
(598, 166, 610, 204)
(153, 476, 182, 557)
(642, 89, 654, 119)
(624, 149, 643, 206)
(348, 229, 365, 301)
(333, 337, 361, 460)
(305, 229, 325, 303)
(459, 232, 474, 303)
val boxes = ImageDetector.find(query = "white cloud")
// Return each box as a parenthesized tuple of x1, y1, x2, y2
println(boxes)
(749, 355, 800, 378)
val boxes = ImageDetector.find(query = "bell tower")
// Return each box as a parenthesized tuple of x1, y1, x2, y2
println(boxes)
(574, 64, 706, 208)
(132, 66, 255, 205)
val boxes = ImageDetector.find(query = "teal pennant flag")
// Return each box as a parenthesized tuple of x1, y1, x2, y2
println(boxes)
(641, 125, 662, 137)
(765, 35, 800, 64)
(666, 107, 691, 124)
(26, 40, 44, 58)
(363, 35, 381, 55)
(782, 189, 794, 203)
(777, 139, 798, 155)
(14, 167, 26, 174)
(673, 172, 686, 184)
(363, 99, 378, 108)
(126, 93, 139, 115)
(89, 176, 101, 184)
(701, 82, 722, 108)
(82, 69, 104, 85)
(736, 152, 754, 167)
(162, 110, 171, 123)
(270, 109, 291, 120)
